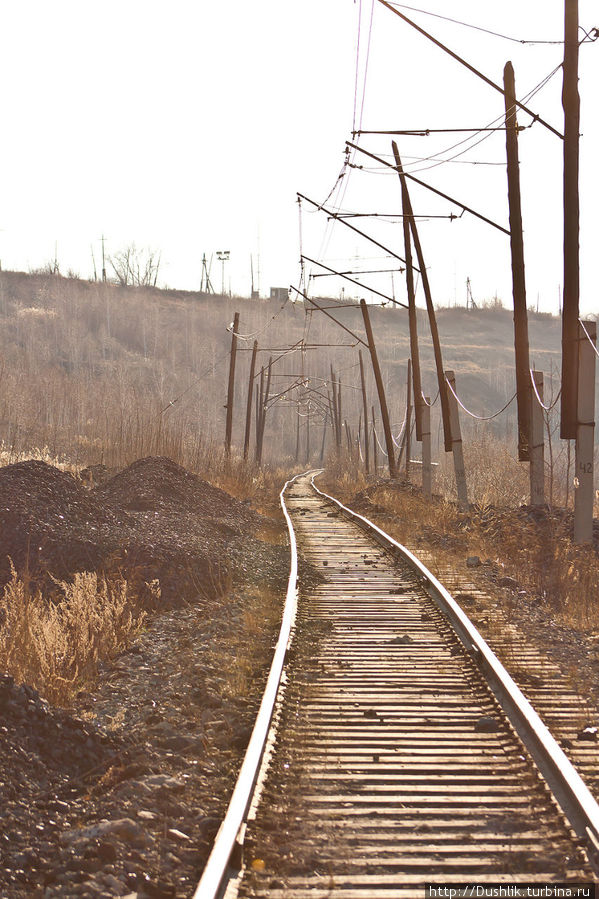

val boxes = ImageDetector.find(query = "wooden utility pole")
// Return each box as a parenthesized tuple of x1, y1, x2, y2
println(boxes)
(256, 358, 272, 466)
(560, 0, 581, 439)
(445, 371, 468, 510)
(400, 164, 423, 440)
(360, 299, 397, 478)
(320, 410, 329, 464)
(392, 142, 452, 452)
(255, 367, 265, 462)
(337, 379, 343, 448)
(359, 350, 370, 473)
(295, 406, 301, 462)
(422, 398, 432, 498)
(224, 312, 240, 457)
(330, 366, 341, 449)
(243, 340, 258, 461)
(306, 409, 311, 463)
(573, 322, 596, 543)
(529, 371, 545, 507)
(504, 62, 532, 461)
(327, 389, 337, 453)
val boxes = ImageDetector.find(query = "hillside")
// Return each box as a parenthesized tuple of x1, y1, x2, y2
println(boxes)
(0, 269, 572, 469)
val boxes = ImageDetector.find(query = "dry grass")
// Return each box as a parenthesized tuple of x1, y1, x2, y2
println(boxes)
(219, 585, 282, 701)
(324, 440, 599, 633)
(0, 565, 148, 704)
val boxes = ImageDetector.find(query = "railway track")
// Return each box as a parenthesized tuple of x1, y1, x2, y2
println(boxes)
(195, 472, 599, 898)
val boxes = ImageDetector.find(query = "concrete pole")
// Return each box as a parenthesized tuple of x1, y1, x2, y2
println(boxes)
(224, 312, 240, 457)
(573, 321, 596, 543)
(445, 371, 469, 510)
(422, 399, 432, 498)
(243, 340, 258, 461)
(529, 371, 545, 507)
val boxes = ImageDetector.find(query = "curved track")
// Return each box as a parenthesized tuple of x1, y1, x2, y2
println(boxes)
(196, 473, 599, 898)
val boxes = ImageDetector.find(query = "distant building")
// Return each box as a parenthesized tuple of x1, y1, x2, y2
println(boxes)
(270, 287, 289, 301)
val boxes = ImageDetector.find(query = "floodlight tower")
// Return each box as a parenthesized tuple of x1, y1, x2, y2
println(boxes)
(216, 250, 230, 296)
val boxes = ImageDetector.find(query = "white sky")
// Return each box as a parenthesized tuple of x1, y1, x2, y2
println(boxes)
(0, 1, 597, 313)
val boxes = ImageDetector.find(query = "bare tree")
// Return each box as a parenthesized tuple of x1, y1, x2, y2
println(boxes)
(109, 243, 161, 288)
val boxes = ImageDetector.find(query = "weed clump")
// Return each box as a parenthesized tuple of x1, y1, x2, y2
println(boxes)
(0, 565, 147, 704)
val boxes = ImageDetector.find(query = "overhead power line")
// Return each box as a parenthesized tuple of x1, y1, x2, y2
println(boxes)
(374, 0, 563, 139)
(290, 286, 369, 347)
(298, 192, 420, 271)
(302, 254, 406, 308)
(346, 141, 510, 234)
(384, 3, 565, 45)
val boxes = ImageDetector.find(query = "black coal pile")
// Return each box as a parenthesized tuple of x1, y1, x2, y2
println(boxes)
(0, 457, 289, 604)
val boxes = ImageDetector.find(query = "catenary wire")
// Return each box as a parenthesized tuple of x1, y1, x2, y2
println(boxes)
(445, 376, 517, 421)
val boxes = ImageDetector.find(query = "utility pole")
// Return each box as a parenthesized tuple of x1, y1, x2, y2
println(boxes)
(404, 360, 412, 479)
(359, 350, 370, 473)
(250, 255, 259, 299)
(90, 245, 98, 281)
(320, 410, 329, 464)
(560, 0, 580, 439)
(392, 142, 452, 452)
(337, 378, 343, 450)
(371, 405, 378, 476)
(422, 398, 432, 498)
(360, 299, 397, 478)
(400, 174, 423, 441)
(101, 235, 107, 282)
(504, 61, 531, 462)
(243, 340, 258, 460)
(255, 368, 265, 461)
(529, 371, 545, 507)
(445, 371, 469, 510)
(330, 366, 341, 449)
(256, 357, 272, 465)
(201, 254, 215, 294)
(398, 359, 412, 481)
(573, 322, 596, 543)
(295, 405, 301, 462)
(224, 312, 240, 457)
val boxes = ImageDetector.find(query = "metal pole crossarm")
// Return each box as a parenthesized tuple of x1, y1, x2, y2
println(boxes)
(375, 0, 563, 140)
(250, 340, 306, 378)
(290, 286, 369, 347)
(335, 212, 459, 220)
(302, 254, 407, 308)
(312, 268, 405, 277)
(265, 378, 306, 409)
(356, 128, 515, 135)
(347, 142, 510, 235)
(296, 192, 419, 271)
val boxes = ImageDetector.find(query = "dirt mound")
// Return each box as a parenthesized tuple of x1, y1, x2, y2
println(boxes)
(0, 457, 288, 605)
(95, 456, 255, 530)
(0, 460, 125, 588)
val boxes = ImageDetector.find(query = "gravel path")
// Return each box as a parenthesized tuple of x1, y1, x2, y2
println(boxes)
(0, 457, 291, 897)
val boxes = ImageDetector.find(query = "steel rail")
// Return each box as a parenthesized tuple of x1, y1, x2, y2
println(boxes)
(310, 474, 599, 866)
(192, 471, 311, 899)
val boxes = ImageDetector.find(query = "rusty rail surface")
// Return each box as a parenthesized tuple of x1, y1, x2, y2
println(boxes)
(195, 473, 599, 898)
